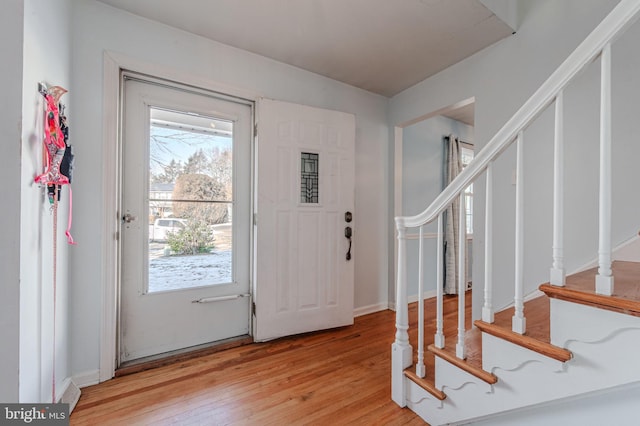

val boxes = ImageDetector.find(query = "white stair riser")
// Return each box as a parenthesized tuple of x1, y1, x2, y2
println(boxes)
(481, 333, 563, 372)
(550, 298, 640, 345)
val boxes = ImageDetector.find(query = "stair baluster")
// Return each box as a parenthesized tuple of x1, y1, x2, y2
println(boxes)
(435, 213, 445, 347)
(596, 43, 614, 296)
(456, 192, 467, 359)
(416, 225, 426, 378)
(482, 163, 494, 323)
(551, 91, 566, 286)
(513, 131, 526, 334)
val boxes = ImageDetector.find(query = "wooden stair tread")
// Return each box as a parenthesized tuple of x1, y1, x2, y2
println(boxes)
(540, 261, 640, 317)
(404, 369, 446, 400)
(408, 291, 497, 386)
(474, 321, 571, 363)
(428, 328, 497, 385)
(474, 296, 572, 362)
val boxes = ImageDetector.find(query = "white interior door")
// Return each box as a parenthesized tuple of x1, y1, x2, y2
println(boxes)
(119, 76, 252, 363)
(254, 98, 355, 341)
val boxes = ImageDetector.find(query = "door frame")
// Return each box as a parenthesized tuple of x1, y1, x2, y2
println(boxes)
(100, 51, 260, 382)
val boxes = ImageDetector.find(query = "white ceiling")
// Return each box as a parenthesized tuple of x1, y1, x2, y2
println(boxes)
(96, 0, 514, 103)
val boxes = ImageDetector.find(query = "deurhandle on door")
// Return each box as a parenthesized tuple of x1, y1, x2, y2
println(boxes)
(122, 213, 137, 223)
(345, 211, 353, 261)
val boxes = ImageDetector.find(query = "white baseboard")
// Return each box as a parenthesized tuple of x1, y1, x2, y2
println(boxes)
(575, 232, 640, 273)
(494, 233, 640, 313)
(72, 370, 100, 388)
(58, 377, 82, 413)
(354, 303, 389, 317)
(407, 290, 438, 307)
(525, 289, 544, 302)
(388, 289, 438, 312)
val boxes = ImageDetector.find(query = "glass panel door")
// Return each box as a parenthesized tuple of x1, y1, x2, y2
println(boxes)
(120, 76, 252, 363)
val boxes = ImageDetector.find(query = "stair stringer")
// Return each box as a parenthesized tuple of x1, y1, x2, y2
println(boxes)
(405, 306, 640, 425)
(458, 380, 640, 426)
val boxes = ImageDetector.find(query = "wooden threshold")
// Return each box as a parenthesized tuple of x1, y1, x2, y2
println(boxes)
(540, 261, 640, 317)
(474, 319, 572, 362)
(116, 335, 253, 377)
(404, 369, 446, 400)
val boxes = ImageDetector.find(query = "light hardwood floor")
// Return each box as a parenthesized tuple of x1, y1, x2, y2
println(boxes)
(71, 309, 427, 425)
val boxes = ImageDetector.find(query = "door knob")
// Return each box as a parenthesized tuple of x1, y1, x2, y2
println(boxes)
(122, 213, 137, 223)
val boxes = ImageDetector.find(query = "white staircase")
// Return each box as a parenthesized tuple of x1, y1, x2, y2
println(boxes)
(392, 1, 640, 424)
(405, 263, 640, 424)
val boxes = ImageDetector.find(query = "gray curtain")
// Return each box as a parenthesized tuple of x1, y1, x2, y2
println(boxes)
(444, 135, 465, 294)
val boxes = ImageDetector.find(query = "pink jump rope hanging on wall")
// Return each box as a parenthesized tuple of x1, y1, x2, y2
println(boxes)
(35, 82, 76, 403)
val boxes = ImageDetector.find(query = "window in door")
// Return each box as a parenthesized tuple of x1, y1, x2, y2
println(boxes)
(148, 107, 234, 293)
(300, 152, 319, 203)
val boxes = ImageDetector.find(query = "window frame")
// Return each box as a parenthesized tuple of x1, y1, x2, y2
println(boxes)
(459, 142, 474, 235)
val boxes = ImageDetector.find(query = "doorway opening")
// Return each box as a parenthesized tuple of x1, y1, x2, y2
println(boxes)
(393, 97, 475, 304)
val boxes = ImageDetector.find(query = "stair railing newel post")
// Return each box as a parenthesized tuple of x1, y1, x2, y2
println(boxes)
(392, 219, 412, 407)
(456, 192, 467, 359)
(551, 91, 566, 286)
(435, 213, 445, 347)
(513, 131, 527, 334)
(482, 163, 495, 323)
(596, 43, 614, 295)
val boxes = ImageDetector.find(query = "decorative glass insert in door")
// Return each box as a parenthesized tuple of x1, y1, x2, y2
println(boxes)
(147, 107, 234, 292)
(300, 152, 319, 203)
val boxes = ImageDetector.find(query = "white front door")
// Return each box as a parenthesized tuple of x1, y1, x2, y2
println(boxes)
(254, 99, 355, 341)
(119, 76, 252, 363)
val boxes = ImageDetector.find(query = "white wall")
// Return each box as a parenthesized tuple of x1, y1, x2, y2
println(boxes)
(0, 0, 24, 403)
(69, 0, 389, 378)
(390, 0, 640, 319)
(402, 116, 474, 297)
(20, 0, 72, 402)
(403, 116, 474, 217)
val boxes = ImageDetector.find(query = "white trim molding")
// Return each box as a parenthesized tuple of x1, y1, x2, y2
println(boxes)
(58, 378, 81, 413)
(388, 290, 438, 312)
(354, 303, 390, 317)
(72, 370, 100, 389)
(100, 52, 119, 383)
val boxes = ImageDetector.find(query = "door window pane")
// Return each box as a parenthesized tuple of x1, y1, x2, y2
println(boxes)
(300, 152, 319, 203)
(148, 108, 234, 292)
